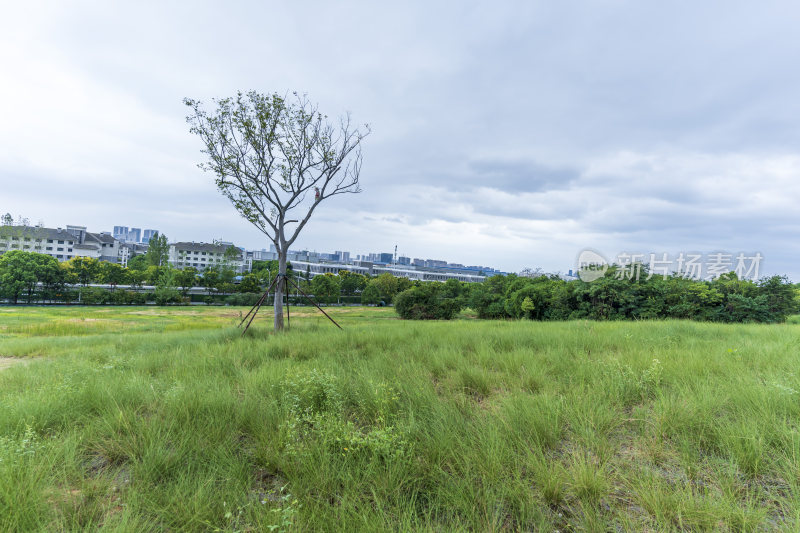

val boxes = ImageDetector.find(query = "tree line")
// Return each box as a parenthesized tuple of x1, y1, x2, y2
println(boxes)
(394, 266, 799, 323)
(0, 247, 243, 305)
(2, 248, 797, 322)
(0, 248, 413, 306)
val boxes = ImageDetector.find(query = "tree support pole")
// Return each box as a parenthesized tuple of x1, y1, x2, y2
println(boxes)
(239, 276, 279, 336)
(238, 275, 278, 327)
(285, 276, 343, 330)
(238, 291, 266, 328)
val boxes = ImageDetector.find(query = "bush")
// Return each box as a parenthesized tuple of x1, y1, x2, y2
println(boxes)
(360, 283, 381, 305)
(153, 287, 182, 306)
(225, 293, 263, 306)
(107, 289, 146, 305)
(79, 287, 112, 305)
(130, 291, 147, 305)
(394, 283, 462, 320)
(55, 290, 79, 304)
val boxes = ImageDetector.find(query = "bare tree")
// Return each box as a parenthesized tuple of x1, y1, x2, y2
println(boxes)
(184, 91, 369, 330)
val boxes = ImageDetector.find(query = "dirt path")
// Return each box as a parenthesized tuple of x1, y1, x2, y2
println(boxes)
(0, 357, 25, 371)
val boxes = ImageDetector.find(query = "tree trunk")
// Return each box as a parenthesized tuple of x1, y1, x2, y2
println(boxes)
(274, 251, 287, 330)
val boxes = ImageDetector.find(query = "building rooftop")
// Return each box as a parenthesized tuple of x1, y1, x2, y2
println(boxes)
(172, 241, 236, 253)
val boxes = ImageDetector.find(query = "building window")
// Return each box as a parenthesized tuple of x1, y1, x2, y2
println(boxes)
(68, 248, 73, 252)
(58, 240, 64, 244)
(46, 247, 53, 251)
(47, 239, 53, 243)
(57, 247, 63, 252)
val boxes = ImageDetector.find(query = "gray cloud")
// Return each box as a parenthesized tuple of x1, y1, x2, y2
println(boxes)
(1, 1, 800, 277)
(463, 159, 579, 193)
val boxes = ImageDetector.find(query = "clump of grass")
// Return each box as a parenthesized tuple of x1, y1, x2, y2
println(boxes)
(568, 451, 609, 505)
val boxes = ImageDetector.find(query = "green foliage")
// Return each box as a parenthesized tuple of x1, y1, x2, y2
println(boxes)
(153, 268, 182, 305)
(338, 270, 367, 295)
(469, 270, 799, 323)
(127, 269, 147, 290)
(145, 232, 170, 267)
(201, 267, 220, 294)
(280, 370, 408, 463)
(360, 281, 381, 305)
(174, 267, 199, 295)
(0, 251, 63, 304)
(238, 273, 261, 293)
(126, 254, 148, 271)
(99, 261, 128, 287)
(225, 292, 263, 306)
(62, 256, 102, 286)
(310, 273, 341, 305)
(109, 290, 147, 305)
(78, 286, 113, 305)
(373, 272, 399, 301)
(599, 358, 663, 406)
(217, 282, 236, 296)
(468, 274, 510, 318)
(394, 283, 463, 319)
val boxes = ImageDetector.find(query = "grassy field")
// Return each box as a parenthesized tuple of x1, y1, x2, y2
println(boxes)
(1, 306, 800, 531)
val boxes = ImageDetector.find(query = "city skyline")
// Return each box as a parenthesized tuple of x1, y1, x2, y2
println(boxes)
(0, 217, 503, 275)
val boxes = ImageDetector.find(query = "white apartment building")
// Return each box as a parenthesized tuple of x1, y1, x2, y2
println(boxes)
(0, 225, 120, 263)
(169, 242, 245, 272)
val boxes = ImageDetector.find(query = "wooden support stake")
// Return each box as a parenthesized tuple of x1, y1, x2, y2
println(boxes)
(286, 276, 343, 330)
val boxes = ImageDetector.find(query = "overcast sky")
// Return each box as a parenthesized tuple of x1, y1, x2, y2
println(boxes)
(2, 1, 799, 277)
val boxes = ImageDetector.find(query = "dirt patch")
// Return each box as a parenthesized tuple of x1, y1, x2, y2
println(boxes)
(0, 357, 26, 371)
(251, 469, 288, 504)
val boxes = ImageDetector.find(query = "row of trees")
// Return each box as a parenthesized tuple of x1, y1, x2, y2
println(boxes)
(3, 247, 797, 323)
(0, 248, 415, 306)
(392, 267, 799, 323)
(0, 248, 243, 304)
(298, 270, 414, 305)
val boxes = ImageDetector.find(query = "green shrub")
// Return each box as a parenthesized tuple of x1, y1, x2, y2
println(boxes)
(394, 283, 462, 319)
(79, 287, 112, 305)
(153, 287, 182, 306)
(225, 292, 263, 306)
(279, 370, 408, 462)
(360, 283, 381, 305)
(108, 289, 147, 305)
(129, 291, 147, 305)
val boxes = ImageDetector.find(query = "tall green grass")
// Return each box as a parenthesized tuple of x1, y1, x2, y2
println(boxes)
(1, 307, 799, 530)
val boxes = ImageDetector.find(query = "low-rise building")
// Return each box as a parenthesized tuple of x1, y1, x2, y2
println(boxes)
(169, 242, 245, 272)
(289, 259, 486, 283)
(0, 225, 120, 263)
